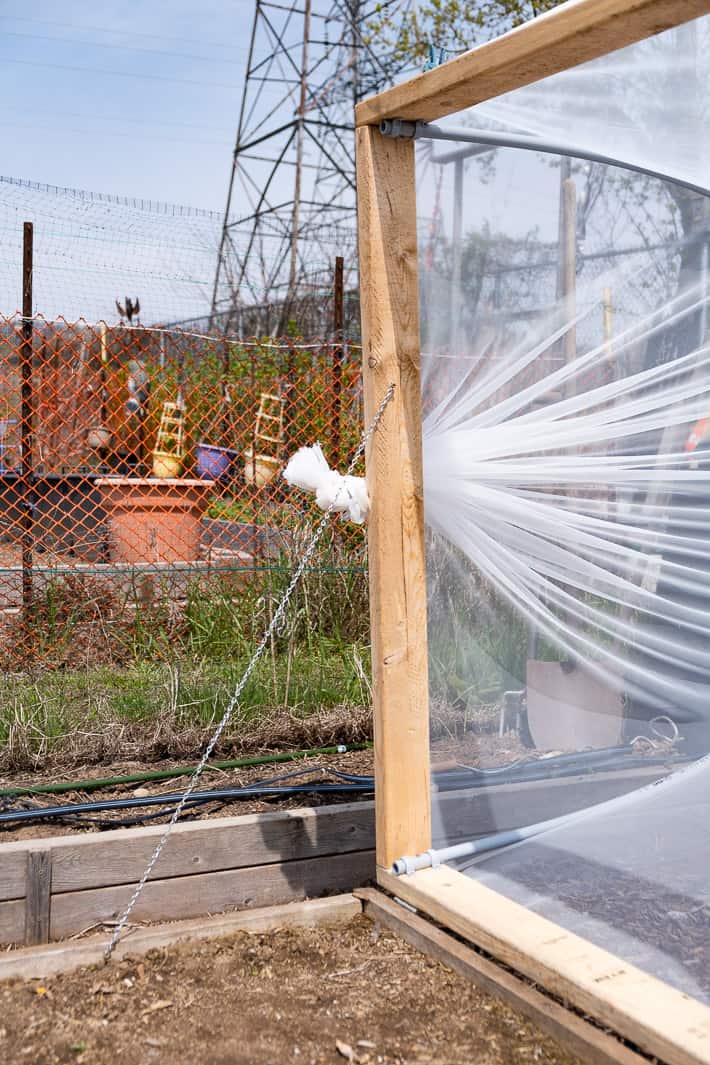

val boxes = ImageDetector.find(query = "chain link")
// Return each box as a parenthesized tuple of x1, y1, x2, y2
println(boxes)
(103, 382, 395, 960)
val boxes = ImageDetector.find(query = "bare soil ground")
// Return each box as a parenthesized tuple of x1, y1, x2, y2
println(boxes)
(0, 916, 581, 1065)
(0, 727, 607, 843)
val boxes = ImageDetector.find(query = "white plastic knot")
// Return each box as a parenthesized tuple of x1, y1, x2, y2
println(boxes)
(283, 443, 369, 524)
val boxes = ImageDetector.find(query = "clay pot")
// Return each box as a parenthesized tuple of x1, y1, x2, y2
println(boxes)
(96, 477, 214, 564)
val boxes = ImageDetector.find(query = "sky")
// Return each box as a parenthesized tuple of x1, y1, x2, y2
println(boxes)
(0, 0, 254, 211)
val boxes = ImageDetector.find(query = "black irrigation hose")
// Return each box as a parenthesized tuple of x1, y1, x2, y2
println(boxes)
(0, 781, 375, 826)
(434, 752, 680, 792)
(0, 746, 681, 828)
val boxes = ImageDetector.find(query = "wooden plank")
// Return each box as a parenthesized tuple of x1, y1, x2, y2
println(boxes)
(49, 849, 374, 940)
(357, 123, 431, 868)
(430, 765, 671, 847)
(0, 895, 363, 982)
(378, 866, 710, 1065)
(24, 851, 51, 946)
(355, 0, 710, 126)
(0, 802, 374, 899)
(357, 888, 650, 1065)
(0, 766, 671, 903)
(0, 898, 24, 945)
(0, 851, 31, 902)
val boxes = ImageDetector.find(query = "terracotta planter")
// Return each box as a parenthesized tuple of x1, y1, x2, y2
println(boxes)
(96, 477, 214, 564)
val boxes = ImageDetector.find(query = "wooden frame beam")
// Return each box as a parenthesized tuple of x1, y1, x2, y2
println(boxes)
(358, 888, 653, 1065)
(356, 124, 431, 869)
(355, 0, 710, 126)
(379, 868, 710, 1065)
(357, 4, 710, 1058)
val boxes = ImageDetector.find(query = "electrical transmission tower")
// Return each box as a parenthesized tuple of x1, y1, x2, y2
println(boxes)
(210, 0, 403, 335)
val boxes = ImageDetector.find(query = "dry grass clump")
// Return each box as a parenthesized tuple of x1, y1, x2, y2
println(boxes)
(0, 661, 373, 773)
(0, 532, 372, 772)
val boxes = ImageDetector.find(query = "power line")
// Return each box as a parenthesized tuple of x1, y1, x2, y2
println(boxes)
(1, 29, 249, 65)
(0, 14, 250, 52)
(0, 56, 243, 91)
(0, 119, 231, 148)
(8, 107, 235, 134)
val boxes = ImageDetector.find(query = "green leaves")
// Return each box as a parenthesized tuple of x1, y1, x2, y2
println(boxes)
(366, 0, 564, 64)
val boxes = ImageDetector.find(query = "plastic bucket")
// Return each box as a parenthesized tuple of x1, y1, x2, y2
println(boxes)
(197, 444, 237, 480)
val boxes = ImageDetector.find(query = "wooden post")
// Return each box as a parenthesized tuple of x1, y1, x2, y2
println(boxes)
(450, 157, 464, 352)
(332, 255, 344, 462)
(24, 850, 51, 945)
(21, 222, 34, 615)
(356, 125, 431, 870)
(562, 175, 577, 370)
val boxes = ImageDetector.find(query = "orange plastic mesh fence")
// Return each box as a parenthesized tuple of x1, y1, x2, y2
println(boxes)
(0, 315, 365, 665)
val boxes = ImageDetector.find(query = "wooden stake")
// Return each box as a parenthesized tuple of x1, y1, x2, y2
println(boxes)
(562, 175, 577, 375)
(356, 125, 431, 869)
(24, 851, 51, 946)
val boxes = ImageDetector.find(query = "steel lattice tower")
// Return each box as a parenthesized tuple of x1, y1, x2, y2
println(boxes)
(210, 0, 403, 334)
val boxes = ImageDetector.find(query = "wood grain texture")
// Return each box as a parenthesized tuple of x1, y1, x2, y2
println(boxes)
(0, 898, 24, 945)
(0, 895, 363, 982)
(358, 888, 650, 1065)
(355, 0, 710, 125)
(0, 852, 30, 902)
(0, 767, 670, 904)
(357, 124, 431, 867)
(50, 849, 374, 940)
(24, 851, 51, 945)
(0, 802, 374, 901)
(378, 867, 710, 1065)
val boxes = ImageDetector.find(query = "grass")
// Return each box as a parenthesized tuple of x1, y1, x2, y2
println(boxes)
(0, 531, 373, 772)
(0, 649, 373, 772)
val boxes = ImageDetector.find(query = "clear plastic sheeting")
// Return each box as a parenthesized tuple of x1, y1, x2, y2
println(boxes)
(463, 16, 710, 196)
(417, 19, 710, 1003)
(461, 755, 710, 1004)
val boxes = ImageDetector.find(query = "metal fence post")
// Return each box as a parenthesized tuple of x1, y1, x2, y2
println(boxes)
(21, 222, 34, 615)
(332, 255, 344, 463)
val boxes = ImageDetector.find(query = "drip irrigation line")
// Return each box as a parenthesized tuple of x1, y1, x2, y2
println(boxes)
(433, 753, 679, 792)
(0, 747, 682, 829)
(0, 742, 373, 798)
(0, 780, 375, 826)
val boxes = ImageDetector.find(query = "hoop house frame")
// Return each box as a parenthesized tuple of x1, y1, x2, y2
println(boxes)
(356, 1, 710, 1061)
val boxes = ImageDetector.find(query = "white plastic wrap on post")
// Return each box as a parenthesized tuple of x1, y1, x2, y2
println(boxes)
(283, 443, 369, 524)
(422, 274, 710, 729)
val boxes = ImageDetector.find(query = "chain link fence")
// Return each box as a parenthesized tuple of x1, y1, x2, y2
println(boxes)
(0, 315, 365, 670)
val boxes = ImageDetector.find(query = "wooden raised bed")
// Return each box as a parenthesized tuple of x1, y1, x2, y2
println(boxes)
(1, 802, 374, 947)
(0, 765, 669, 948)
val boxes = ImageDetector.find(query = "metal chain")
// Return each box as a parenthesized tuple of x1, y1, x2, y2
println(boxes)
(104, 382, 395, 961)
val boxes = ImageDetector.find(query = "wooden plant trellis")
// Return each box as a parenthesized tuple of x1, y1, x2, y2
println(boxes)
(356, 2, 710, 1063)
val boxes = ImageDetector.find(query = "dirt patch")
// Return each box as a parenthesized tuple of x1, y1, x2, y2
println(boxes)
(0, 916, 581, 1065)
(0, 748, 375, 842)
